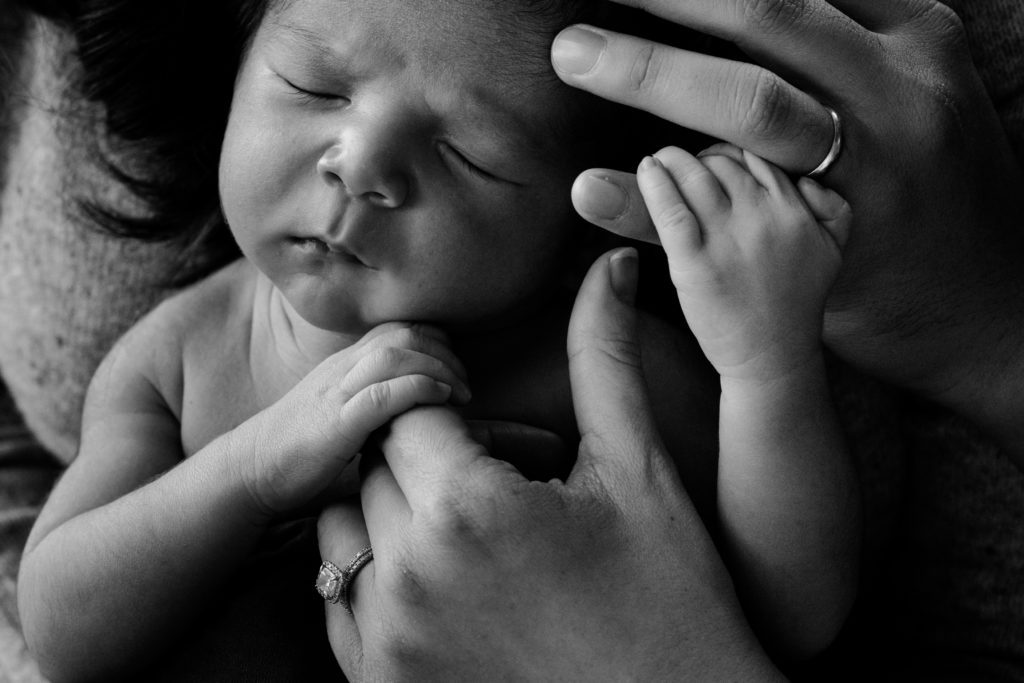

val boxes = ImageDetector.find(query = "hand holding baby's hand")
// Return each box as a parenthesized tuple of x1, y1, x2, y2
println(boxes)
(637, 145, 851, 382)
(233, 322, 470, 519)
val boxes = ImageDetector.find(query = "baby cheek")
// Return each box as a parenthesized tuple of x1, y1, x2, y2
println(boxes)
(220, 139, 303, 231)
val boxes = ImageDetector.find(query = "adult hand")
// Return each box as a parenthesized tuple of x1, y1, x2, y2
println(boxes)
(552, 0, 1024, 460)
(317, 249, 782, 681)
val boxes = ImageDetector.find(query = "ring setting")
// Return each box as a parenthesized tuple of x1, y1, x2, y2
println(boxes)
(316, 546, 374, 614)
(808, 107, 843, 179)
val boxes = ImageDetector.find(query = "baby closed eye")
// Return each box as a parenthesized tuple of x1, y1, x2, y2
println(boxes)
(278, 73, 349, 105)
(438, 141, 507, 184)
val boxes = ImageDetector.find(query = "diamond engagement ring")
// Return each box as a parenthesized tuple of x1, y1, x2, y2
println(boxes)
(316, 546, 374, 615)
(808, 107, 843, 179)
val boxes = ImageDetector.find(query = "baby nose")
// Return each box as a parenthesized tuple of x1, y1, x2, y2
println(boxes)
(317, 138, 409, 209)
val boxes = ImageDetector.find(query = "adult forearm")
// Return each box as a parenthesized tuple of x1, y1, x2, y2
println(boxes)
(18, 432, 266, 681)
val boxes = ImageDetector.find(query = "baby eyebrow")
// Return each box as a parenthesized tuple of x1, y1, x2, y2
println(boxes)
(272, 22, 337, 62)
(270, 20, 405, 73)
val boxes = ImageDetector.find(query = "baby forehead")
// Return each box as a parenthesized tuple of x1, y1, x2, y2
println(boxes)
(274, 0, 564, 78)
(272, 0, 581, 136)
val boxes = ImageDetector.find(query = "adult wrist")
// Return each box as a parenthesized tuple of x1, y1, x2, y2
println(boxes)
(825, 263, 1024, 464)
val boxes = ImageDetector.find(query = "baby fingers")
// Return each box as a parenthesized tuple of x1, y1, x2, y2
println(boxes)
(339, 375, 455, 451)
(341, 347, 471, 405)
(636, 154, 703, 258)
(364, 325, 470, 385)
(797, 177, 853, 249)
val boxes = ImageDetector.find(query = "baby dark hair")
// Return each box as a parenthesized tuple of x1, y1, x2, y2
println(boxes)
(20, 0, 718, 284)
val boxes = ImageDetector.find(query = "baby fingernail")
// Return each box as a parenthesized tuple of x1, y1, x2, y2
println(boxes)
(638, 156, 661, 172)
(575, 174, 628, 220)
(552, 26, 605, 75)
(609, 248, 639, 305)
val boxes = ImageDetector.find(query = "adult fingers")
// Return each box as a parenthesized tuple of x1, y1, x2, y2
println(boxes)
(591, 0, 882, 90)
(317, 501, 372, 676)
(466, 420, 571, 481)
(571, 170, 659, 244)
(374, 407, 500, 511)
(566, 249, 671, 497)
(825, 0, 941, 34)
(552, 28, 833, 173)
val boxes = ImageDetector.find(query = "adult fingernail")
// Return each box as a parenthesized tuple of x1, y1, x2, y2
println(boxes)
(433, 381, 454, 400)
(552, 26, 605, 75)
(575, 174, 628, 220)
(609, 248, 639, 305)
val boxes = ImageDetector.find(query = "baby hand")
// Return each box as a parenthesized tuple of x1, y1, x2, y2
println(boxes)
(637, 145, 851, 382)
(234, 322, 471, 519)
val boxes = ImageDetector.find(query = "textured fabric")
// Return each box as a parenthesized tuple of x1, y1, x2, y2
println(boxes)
(0, 16, 194, 464)
(954, 0, 1024, 159)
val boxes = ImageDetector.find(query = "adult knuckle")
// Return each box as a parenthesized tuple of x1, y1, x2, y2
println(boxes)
(738, 67, 792, 140)
(421, 492, 468, 530)
(740, 0, 808, 36)
(421, 491, 489, 545)
(374, 613, 429, 670)
(386, 552, 433, 610)
(900, 67, 969, 152)
(913, 2, 964, 42)
(569, 336, 644, 375)
(626, 43, 662, 96)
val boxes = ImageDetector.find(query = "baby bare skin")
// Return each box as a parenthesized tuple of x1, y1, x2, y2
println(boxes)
(17, 0, 715, 679)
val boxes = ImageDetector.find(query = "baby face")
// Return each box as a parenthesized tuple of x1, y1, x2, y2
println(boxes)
(220, 0, 588, 334)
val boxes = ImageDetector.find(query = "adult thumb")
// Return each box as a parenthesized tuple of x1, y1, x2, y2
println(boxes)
(567, 248, 667, 491)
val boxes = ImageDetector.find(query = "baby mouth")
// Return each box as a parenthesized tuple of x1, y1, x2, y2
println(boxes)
(292, 237, 369, 266)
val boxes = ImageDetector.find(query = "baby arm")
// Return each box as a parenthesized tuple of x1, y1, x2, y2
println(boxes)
(17, 314, 469, 682)
(637, 147, 860, 661)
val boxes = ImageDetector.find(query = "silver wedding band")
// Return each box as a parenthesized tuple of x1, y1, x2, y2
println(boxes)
(315, 546, 374, 615)
(808, 107, 843, 179)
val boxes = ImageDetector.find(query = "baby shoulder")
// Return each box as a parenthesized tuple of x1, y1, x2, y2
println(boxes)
(87, 260, 252, 419)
